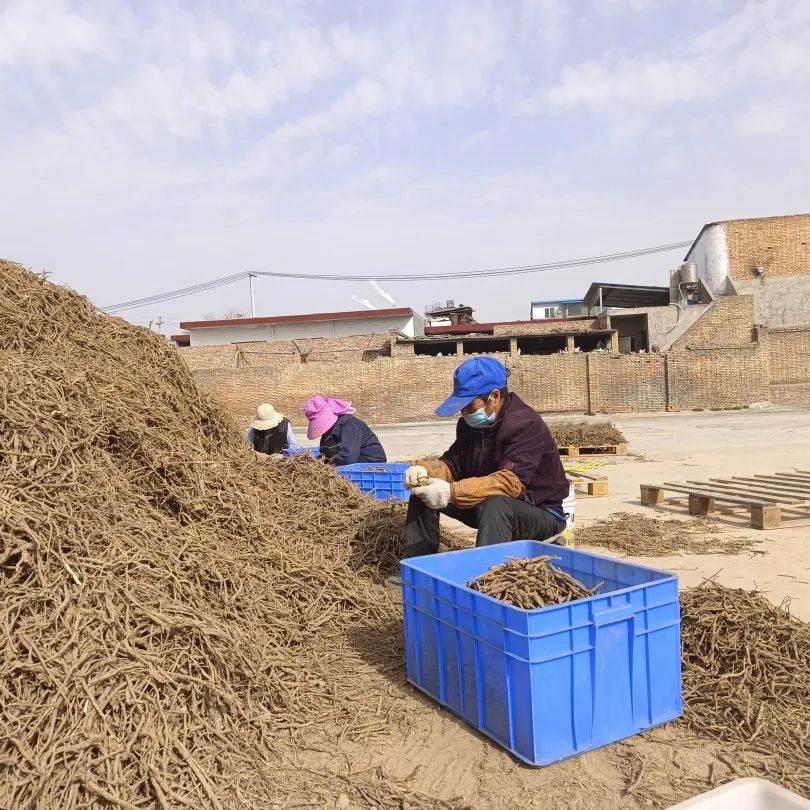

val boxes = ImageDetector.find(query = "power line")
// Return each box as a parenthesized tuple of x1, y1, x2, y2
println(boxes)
(102, 240, 691, 313)
(103, 272, 248, 313)
(252, 241, 692, 281)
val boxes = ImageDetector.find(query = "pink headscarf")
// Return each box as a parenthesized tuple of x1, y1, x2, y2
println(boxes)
(304, 395, 357, 440)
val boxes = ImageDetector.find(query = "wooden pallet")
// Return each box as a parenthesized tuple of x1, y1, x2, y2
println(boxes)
(640, 470, 810, 529)
(558, 442, 628, 457)
(568, 472, 609, 496)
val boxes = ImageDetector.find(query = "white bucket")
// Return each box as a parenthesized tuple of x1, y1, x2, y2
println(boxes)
(670, 778, 810, 809)
(558, 483, 576, 543)
(562, 484, 576, 531)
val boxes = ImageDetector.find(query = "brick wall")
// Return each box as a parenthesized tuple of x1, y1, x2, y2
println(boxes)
(492, 318, 600, 336)
(179, 333, 392, 370)
(670, 296, 756, 350)
(769, 327, 810, 406)
(667, 347, 769, 410)
(509, 354, 589, 412)
(588, 354, 667, 412)
(726, 214, 810, 280)
(193, 353, 591, 426)
(182, 310, 810, 421)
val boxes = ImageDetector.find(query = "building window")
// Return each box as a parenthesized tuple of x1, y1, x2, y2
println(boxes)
(517, 335, 567, 355)
(544, 306, 557, 319)
(461, 339, 510, 355)
(414, 341, 457, 356)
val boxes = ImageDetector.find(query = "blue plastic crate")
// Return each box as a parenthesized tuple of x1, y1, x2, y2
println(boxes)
(282, 446, 321, 458)
(401, 540, 681, 766)
(337, 462, 410, 501)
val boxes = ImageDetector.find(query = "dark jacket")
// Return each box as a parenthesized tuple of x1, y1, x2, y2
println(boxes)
(251, 418, 291, 455)
(320, 414, 387, 466)
(440, 392, 568, 508)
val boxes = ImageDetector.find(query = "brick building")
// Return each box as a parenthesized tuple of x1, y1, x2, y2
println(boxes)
(175, 306, 425, 347)
(684, 213, 810, 328)
(175, 213, 810, 423)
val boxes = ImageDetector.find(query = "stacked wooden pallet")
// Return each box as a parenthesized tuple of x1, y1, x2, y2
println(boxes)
(567, 471, 609, 496)
(640, 470, 810, 529)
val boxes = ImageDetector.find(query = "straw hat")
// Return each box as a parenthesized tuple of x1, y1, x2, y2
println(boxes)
(251, 403, 284, 431)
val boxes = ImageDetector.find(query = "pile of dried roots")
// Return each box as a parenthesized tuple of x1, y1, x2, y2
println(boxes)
(548, 420, 626, 447)
(576, 512, 762, 557)
(0, 260, 464, 809)
(681, 582, 810, 795)
(468, 555, 600, 609)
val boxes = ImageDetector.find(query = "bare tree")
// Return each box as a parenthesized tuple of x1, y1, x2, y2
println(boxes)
(203, 308, 250, 320)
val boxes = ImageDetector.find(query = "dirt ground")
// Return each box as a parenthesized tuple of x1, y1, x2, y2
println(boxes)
(294, 407, 810, 808)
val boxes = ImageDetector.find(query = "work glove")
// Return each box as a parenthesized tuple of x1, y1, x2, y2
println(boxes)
(404, 464, 429, 489)
(411, 478, 452, 510)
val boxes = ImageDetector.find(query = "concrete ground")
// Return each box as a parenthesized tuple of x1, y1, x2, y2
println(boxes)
(298, 408, 810, 807)
(339, 407, 810, 618)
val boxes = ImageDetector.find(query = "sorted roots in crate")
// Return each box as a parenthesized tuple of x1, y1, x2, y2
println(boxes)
(576, 512, 763, 557)
(468, 555, 601, 610)
(680, 582, 810, 795)
(548, 420, 626, 447)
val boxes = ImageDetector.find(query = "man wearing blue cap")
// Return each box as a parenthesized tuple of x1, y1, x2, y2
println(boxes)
(401, 356, 569, 558)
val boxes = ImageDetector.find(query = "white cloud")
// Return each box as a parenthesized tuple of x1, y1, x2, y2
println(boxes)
(607, 113, 651, 146)
(519, 0, 568, 48)
(597, 0, 657, 13)
(736, 102, 793, 136)
(3, 0, 810, 327)
(547, 0, 810, 110)
(0, 0, 107, 70)
(460, 125, 510, 148)
(548, 54, 712, 108)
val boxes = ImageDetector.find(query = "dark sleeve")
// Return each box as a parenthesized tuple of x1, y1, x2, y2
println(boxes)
(496, 417, 547, 489)
(439, 419, 465, 479)
(330, 418, 365, 466)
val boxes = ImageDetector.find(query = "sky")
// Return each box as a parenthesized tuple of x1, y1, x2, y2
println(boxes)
(2, 0, 810, 331)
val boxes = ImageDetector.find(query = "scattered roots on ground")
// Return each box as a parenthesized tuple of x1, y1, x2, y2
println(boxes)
(467, 555, 600, 610)
(576, 512, 763, 557)
(549, 420, 626, 447)
(3, 259, 809, 808)
(680, 582, 810, 796)
(0, 259, 465, 809)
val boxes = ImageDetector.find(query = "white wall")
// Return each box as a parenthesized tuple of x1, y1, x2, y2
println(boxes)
(189, 324, 276, 345)
(187, 314, 417, 346)
(685, 223, 732, 295)
(531, 302, 582, 319)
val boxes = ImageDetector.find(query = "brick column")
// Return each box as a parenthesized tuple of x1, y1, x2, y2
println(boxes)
(609, 331, 620, 354)
(566, 334, 575, 352)
(456, 340, 464, 356)
(510, 338, 518, 356)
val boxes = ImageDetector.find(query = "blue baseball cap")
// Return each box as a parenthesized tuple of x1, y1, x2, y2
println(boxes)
(435, 357, 508, 417)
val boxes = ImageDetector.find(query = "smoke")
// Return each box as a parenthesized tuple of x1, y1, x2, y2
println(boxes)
(351, 295, 376, 310)
(370, 279, 396, 306)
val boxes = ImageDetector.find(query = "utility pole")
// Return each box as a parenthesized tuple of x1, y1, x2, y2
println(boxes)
(248, 273, 256, 317)
(147, 316, 164, 332)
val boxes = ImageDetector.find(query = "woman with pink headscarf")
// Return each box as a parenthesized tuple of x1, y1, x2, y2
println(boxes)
(303, 395, 386, 466)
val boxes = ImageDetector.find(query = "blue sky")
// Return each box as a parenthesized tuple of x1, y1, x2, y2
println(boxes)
(2, 0, 809, 329)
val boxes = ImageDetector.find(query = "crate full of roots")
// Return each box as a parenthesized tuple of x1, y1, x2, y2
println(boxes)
(401, 541, 682, 766)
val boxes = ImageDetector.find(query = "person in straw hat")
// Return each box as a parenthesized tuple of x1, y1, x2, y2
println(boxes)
(303, 395, 386, 466)
(247, 403, 298, 455)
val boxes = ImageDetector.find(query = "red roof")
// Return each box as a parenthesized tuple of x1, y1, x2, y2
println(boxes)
(171, 334, 191, 346)
(179, 307, 414, 330)
(425, 316, 594, 335)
